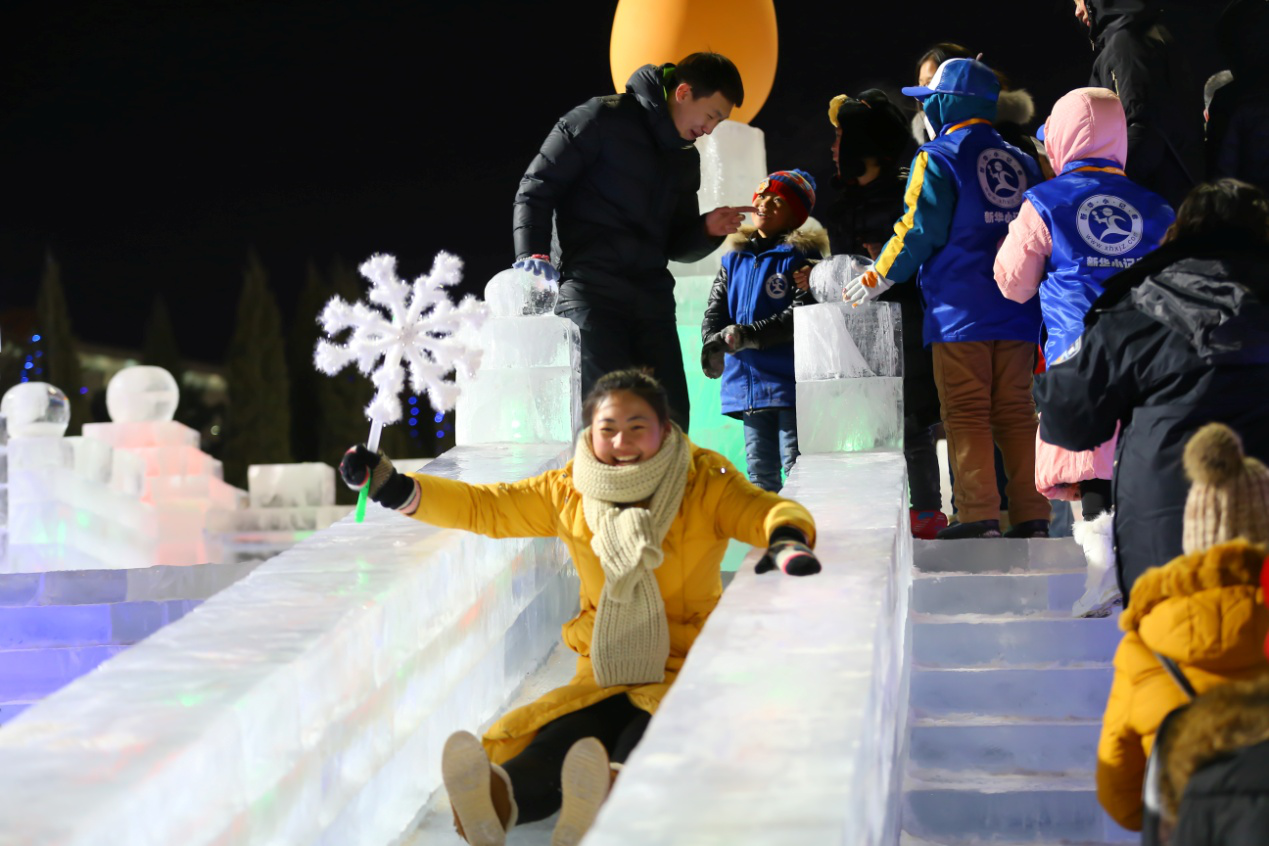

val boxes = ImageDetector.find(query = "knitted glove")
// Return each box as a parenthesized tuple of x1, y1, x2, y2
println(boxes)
(844, 270, 894, 307)
(339, 446, 417, 511)
(755, 526, 821, 576)
(721, 324, 758, 353)
(511, 255, 560, 283)
(701, 334, 726, 378)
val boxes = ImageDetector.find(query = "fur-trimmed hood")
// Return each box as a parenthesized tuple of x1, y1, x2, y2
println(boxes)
(995, 88, 1036, 127)
(723, 225, 830, 256)
(1121, 539, 1269, 667)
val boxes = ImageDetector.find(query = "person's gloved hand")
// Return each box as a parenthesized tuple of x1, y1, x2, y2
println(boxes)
(339, 446, 418, 512)
(844, 270, 895, 307)
(755, 526, 821, 576)
(511, 254, 560, 284)
(701, 334, 726, 379)
(721, 324, 758, 353)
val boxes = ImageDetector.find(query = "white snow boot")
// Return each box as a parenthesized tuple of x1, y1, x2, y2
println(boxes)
(1071, 510, 1122, 618)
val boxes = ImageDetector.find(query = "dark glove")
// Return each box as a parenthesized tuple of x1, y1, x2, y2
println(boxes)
(721, 324, 758, 353)
(701, 334, 726, 379)
(755, 526, 821, 576)
(339, 446, 417, 511)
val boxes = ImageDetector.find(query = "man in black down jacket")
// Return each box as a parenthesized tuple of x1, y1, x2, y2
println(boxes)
(1206, 0, 1269, 193)
(1074, 0, 1205, 208)
(512, 53, 753, 432)
(1035, 181, 1269, 600)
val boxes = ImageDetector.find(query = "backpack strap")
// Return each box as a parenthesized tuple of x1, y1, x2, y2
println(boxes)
(1154, 652, 1197, 701)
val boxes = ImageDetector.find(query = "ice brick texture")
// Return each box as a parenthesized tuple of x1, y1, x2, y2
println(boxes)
(456, 315, 580, 444)
(903, 538, 1134, 844)
(807, 253, 875, 304)
(0, 443, 578, 846)
(585, 451, 913, 845)
(216, 463, 351, 565)
(795, 301, 904, 453)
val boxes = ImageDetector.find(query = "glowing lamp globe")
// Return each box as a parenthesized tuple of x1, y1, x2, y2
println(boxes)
(609, 0, 777, 125)
(1, 382, 71, 437)
(106, 366, 180, 423)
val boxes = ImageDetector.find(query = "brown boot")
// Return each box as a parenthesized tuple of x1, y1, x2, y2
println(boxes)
(443, 731, 517, 846)
(552, 737, 611, 846)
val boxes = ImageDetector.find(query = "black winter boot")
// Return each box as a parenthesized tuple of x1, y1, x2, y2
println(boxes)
(1004, 519, 1050, 539)
(936, 519, 1002, 539)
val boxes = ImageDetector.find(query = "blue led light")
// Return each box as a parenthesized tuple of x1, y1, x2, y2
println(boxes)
(34, 350, 42, 358)
(408, 418, 417, 427)
(31, 334, 41, 342)
(436, 430, 445, 438)
(79, 387, 89, 395)
(434, 413, 444, 423)
(23, 362, 32, 370)
(409, 407, 419, 416)
(408, 397, 417, 406)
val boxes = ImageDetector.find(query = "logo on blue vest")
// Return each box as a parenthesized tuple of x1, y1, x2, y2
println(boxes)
(1077, 194, 1143, 256)
(764, 273, 789, 299)
(977, 149, 1027, 209)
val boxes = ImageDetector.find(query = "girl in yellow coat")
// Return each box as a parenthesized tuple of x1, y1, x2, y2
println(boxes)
(340, 370, 819, 846)
(1096, 423, 1269, 831)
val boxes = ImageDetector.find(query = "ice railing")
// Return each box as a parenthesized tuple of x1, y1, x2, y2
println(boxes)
(0, 443, 579, 846)
(585, 300, 913, 844)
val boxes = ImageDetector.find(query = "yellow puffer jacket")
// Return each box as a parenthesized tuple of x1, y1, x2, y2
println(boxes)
(1096, 539, 1269, 830)
(406, 441, 816, 764)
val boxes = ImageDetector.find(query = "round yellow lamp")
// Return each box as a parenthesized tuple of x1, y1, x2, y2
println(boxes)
(609, 0, 777, 125)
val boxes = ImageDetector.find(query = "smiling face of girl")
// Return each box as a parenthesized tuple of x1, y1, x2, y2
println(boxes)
(590, 390, 667, 466)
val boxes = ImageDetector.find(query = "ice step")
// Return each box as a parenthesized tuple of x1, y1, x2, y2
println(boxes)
(904, 770, 1136, 843)
(910, 667, 1112, 720)
(0, 561, 257, 606)
(913, 538, 1085, 574)
(908, 717, 1101, 774)
(0, 644, 126, 700)
(0, 600, 199, 648)
(912, 572, 1085, 616)
(912, 612, 1121, 667)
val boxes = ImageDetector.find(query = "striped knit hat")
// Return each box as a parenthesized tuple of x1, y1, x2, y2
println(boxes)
(1182, 423, 1269, 553)
(753, 169, 816, 227)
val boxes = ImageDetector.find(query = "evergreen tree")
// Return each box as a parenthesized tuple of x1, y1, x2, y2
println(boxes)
(141, 295, 185, 418)
(34, 253, 89, 434)
(287, 262, 328, 463)
(222, 252, 292, 487)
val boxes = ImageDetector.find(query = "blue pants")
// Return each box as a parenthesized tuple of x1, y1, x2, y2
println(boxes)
(743, 408, 799, 492)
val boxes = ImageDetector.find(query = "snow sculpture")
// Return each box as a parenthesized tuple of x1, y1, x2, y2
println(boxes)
(105, 365, 180, 423)
(1, 383, 71, 438)
(313, 252, 488, 519)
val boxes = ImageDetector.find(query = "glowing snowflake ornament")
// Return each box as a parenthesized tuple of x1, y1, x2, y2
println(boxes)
(314, 251, 488, 448)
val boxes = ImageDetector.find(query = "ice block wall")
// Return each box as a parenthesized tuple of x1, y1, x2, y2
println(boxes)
(0, 442, 578, 846)
(795, 301, 904, 453)
(455, 313, 581, 445)
(586, 450, 914, 845)
(208, 463, 352, 565)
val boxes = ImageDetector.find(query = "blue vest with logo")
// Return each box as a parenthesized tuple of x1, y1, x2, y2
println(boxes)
(919, 121, 1043, 345)
(1024, 159, 1174, 364)
(719, 239, 808, 414)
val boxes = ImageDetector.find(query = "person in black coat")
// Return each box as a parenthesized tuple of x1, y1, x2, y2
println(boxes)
(1036, 178, 1269, 599)
(1205, 0, 1269, 193)
(511, 53, 755, 433)
(1073, 0, 1205, 208)
(818, 90, 946, 537)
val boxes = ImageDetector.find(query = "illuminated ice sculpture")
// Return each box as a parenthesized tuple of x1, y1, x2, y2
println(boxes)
(105, 365, 180, 423)
(1, 382, 71, 438)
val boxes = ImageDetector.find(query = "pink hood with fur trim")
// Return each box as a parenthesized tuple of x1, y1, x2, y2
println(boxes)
(1041, 87, 1127, 174)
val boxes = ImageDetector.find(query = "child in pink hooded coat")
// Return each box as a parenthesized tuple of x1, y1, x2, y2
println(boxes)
(995, 87, 1173, 616)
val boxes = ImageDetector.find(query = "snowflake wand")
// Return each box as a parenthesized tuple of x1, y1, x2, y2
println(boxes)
(314, 252, 488, 522)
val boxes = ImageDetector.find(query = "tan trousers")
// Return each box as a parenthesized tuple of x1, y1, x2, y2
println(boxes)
(932, 340, 1050, 525)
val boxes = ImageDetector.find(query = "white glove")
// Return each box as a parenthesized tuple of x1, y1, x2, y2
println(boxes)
(844, 270, 895, 307)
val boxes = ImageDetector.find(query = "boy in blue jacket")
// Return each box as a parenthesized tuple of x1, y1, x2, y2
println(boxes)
(848, 59, 1050, 538)
(701, 169, 828, 491)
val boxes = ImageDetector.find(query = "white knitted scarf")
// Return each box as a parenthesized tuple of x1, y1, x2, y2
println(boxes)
(571, 423, 690, 687)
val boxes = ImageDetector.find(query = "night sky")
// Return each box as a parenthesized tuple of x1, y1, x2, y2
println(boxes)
(1, 0, 1222, 365)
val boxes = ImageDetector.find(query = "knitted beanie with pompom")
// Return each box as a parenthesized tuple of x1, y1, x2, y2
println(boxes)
(1181, 423, 1269, 553)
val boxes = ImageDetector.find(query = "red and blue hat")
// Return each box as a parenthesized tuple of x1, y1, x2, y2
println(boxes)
(753, 169, 817, 227)
(902, 58, 1000, 102)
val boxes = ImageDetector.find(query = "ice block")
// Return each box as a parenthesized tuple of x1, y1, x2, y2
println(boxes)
(456, 367, 577, 445)
(248, 463, 336, 508)
(584, 451, 912, 845)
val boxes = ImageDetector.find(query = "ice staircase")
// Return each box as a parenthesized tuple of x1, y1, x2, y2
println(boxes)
(902, 538, 1133, 845)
